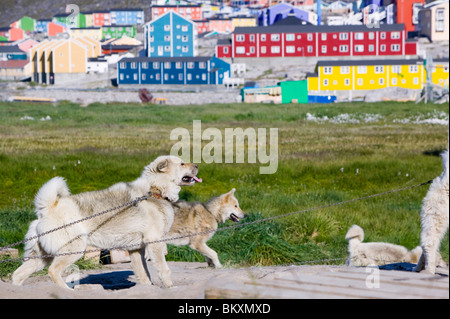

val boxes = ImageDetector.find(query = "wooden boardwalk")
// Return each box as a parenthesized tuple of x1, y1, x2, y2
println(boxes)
(205, 265, 449, 299)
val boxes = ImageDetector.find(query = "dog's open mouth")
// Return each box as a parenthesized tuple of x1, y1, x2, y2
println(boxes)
(229, 213, 240, 223)
(181, 175, 202, 185)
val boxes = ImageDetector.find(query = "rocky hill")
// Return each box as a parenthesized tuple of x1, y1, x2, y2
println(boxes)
(0, 0, 153, 26)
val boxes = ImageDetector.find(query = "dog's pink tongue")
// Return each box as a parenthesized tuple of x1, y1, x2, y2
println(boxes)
(193, 176, 202, 183)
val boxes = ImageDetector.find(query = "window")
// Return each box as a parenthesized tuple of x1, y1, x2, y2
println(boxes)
(391, 44, 401, 52)
(250, 46, 255, 53)
(413, 77, 419, 85)
(119, 73, 124, 80)
(380, 44, 386, 52)
(261, 46, 266, 53)
(164, 45, 170, 52)
(355, 32, 364, 40)
(339, 33, 348, 40)
(436, 8, 445, 32)
(375, 66, 384, 74)
(133, 73, 137, 80)
(120, 62, 126, 69)
(236, 35, 245, 42)
(236, 46, 245, 54)
(187, 73, 192, 81)
(164, 35, 170, 41)
(368, 45, 374, 52)
(176, 62, 182, 69)
(178, 73, 183, 81)
(339, 45, 348, 52)
(153, 62, 160, 69)
(131, 62, 137, 69)
(164, 25, 170, 31)
(164, 62, 171, 69)
(368, 32, 375, 40)
(354, 45, 364, 52)
(202, 73, 206, 81)
(187, 62, 194, 69)
(409, 65, 419, 73)
(344, 78, 350, 86)
(156, 73, 160, 81)
(271, 34, 280, 41)
(379, 78, 384, 85)
(323, 79, 329, 86)
(142, 62, 148, 69)
(323, 66, 333, 74)
(380, 32, 386, 39)
(340, 66, 350, 74)
(321, 45, 327, 54)
(357, 78, 363, 86)
(164, 73, 168, 81)
(223, 47, 228, 54)
(199, 62, 206, 69)
(391, 77, 397, 85)
(391, 32, 401, 39)
(286, 33, 295, 41)
(286, 46, 295, 53)
(142, 73, 146, 80)
(182, 25, 188, 32)
(307, 46, 313, 53)
(391, 65, 401, 73)
(182, 46, 189, 52)
(182, 35, 188, 42)
(307, 33, 313, 41)
(357, 66, 367, 74)
(271, 46, 280, 53)
(261, 34, 266, 41)
(321, 33, 327, 41)
(250, 34, 255, 42)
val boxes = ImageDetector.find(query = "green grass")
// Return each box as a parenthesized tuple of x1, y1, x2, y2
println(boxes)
(0, 100, 448, 275)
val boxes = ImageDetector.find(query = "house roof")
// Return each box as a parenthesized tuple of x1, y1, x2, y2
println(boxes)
(234, 23, 405, 34)
(145, 10, 195, 26)
(272, 15, 313, 26)
(119, 56, 213, 63)
(0, 59, 29, 68)
(0, 45, 26, 53)
(110, 8, 143, 12)
(317, 59, 424, 67)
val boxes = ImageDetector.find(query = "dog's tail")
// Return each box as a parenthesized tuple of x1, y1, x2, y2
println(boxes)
(34, 176, 70, 219)
(345, 225, 364, 244)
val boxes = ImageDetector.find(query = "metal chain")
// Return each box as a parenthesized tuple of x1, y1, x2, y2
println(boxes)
(0, 180, 433, 265)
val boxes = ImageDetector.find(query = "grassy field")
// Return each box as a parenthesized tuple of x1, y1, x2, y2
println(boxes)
(0, 100, 448, 275)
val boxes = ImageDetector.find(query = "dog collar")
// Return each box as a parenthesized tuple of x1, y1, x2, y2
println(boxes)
(147, 191, 170, 202)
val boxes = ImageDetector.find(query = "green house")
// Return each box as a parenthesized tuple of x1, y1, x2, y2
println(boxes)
(280, 80, 308, 104)
(53, 12, 86, 28)
(102, 25, 136, 39)
(10, 16, 36, 32)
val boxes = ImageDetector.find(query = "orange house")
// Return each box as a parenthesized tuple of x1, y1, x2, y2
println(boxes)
(48, 22, 67, 37)
(396, 0, 426, 33)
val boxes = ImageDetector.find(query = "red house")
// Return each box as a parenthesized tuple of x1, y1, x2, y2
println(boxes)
(221, 24, 416, 59)
(93, 11, 111, 27)
(48, 22, 67, 37)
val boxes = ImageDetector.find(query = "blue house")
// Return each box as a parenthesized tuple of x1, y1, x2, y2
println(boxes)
(36, 19, 51, 33)
(117, 56, 230, 86)
(110, 8, 144, 25)
(144, 11, 197, 58)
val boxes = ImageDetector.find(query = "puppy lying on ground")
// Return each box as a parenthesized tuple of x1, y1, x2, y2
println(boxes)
(345, 225, 446, 267)
(164, 188, 246, 268)
(414, 149, 449, 274)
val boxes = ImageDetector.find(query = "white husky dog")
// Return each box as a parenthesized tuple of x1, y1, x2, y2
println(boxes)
(12, 156, 202, 289)
(345, 225, 423, 266)
(414, 150, 449, 274)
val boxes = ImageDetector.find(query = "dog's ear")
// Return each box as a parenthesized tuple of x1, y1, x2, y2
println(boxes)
(223, 188, 236, 201)
(156, 158, 169, 173)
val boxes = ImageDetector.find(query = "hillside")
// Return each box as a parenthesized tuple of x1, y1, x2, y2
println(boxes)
(0, 0, 152, 26)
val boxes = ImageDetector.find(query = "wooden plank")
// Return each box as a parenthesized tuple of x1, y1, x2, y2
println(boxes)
(205, 266, 449, 299)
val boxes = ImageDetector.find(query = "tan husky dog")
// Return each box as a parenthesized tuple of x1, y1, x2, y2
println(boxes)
(12, 156, 201, 289)
(164, 188, 246, 268)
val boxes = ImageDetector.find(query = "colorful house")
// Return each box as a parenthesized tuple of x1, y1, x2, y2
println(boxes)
(307, 59, 427, 92)
(69, 27, 103, 41)
(0, 59, 31, 81)
(395, 0, 425, 33)
(8, 28, 25, 41)
(224, 23, 416, 58)
(0, 45, 27, 61)
(48, 21, 68, 37)
(36, 19, 51, 33)
(10, 16, 36, 33)
(209, 18, 233, 33)
(258, 3, 317, 26)
(431, 58, 449, 87)
(53, 12, 86, 28)
(144, 11, 197, 57)
(117, 56, 230, 85)
(93, 11, 111, 27)
(418, 0, 449, 42)
(151, 5, 202, 21)
(30, 39, 89, 84)
(102, 25, 136, 39)
(110, 8, 144, 25)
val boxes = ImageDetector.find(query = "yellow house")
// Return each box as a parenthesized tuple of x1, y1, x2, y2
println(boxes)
(231, 16, 257, 29)
(83, 12, 94, 27)
(431, 58, 449, 87)
(29, 39, 88, 84)
(73, 36, 102, 58)
(69, 27, 102, 41)
(307, 59, 427, 92)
